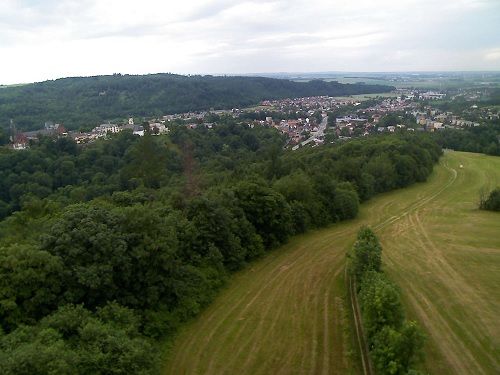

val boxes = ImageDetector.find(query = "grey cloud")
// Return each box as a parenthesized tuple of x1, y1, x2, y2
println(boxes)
(183, 0, 238, 22)
(1, 0, 500, 84)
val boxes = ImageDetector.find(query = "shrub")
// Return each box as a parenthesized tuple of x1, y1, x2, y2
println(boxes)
(479, 187, 500, 211)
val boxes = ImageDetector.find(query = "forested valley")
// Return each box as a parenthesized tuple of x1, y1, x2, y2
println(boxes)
(0, 121, 441, 374)
(0, 74, 393, 131)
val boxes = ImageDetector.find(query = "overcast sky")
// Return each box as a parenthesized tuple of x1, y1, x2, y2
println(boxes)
(1, 0, 499, 84)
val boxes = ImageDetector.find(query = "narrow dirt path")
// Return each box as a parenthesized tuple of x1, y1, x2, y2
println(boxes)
(347, 267, 373, 375)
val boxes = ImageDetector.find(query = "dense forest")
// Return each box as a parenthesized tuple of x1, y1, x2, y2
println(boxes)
(0, 127, 9, 146)
(0, 121, 441, 374)
(433, 122, 500, 156)
(0, 74, 394, 131)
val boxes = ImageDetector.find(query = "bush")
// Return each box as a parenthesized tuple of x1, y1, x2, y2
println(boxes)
(371, 322, 425, 375)
(348, 226, 382, 280)
(479, 187, 500, 211)
(359, 271, 404, 340)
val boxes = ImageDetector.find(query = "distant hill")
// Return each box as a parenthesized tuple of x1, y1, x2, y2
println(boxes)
(0, 73, 394, 131)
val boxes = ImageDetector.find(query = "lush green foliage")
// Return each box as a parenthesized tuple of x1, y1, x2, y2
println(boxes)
(376, 112, 417, 129)
(479, 187, 500, 211)
(349, 228, 425, 375)
(0, 304, 157, 375)
(349, 226, 382, 280)
(0, 134, 135, 218)
(0, 122, 438, 373)
(0, 74, 393, 131)
(0, 127, 9, 145)
(433, 122, 500, 156)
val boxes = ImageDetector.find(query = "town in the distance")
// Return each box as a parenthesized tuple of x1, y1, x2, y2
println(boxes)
(9, 74, 500, 151)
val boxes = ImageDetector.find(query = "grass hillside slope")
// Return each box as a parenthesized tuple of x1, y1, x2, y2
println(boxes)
(164, 151, 500, 375)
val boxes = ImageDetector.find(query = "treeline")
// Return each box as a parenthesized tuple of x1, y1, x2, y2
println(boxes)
(0, 122, 440, 374)
(0, 122, 442, 221)
(348, 227, 425, 375)
(433, 89, 500, 112)
(433, 122, 500, 156)
(0, 74, 393, 131)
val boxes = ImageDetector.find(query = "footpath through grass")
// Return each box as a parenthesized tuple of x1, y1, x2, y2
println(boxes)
(164, 151, 500, 375)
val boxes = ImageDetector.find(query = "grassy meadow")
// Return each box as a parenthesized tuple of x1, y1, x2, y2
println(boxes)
(164, 151, 500, 375)
(377, 151, 500, 375)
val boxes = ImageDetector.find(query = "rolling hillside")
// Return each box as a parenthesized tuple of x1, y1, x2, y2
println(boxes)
(0, 74, 393, 131)
(164, 151, 500, 375)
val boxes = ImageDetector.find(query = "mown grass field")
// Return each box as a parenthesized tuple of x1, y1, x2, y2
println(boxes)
(164, 151, 500, 375)
(377, 152, 500, 375)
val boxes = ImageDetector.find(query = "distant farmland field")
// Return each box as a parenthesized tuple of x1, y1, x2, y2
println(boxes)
(164, 152, 500, 375)
(330, 77, 470, 89)
(293, 76, 493, 90)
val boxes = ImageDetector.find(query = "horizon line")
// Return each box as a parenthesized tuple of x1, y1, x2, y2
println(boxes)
(2, 70, 500, 86)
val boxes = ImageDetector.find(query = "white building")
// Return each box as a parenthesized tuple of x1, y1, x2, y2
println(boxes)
(133, 125, 144, 136)
(93, 124, 120, 135)
(150, 123, 169, 134)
